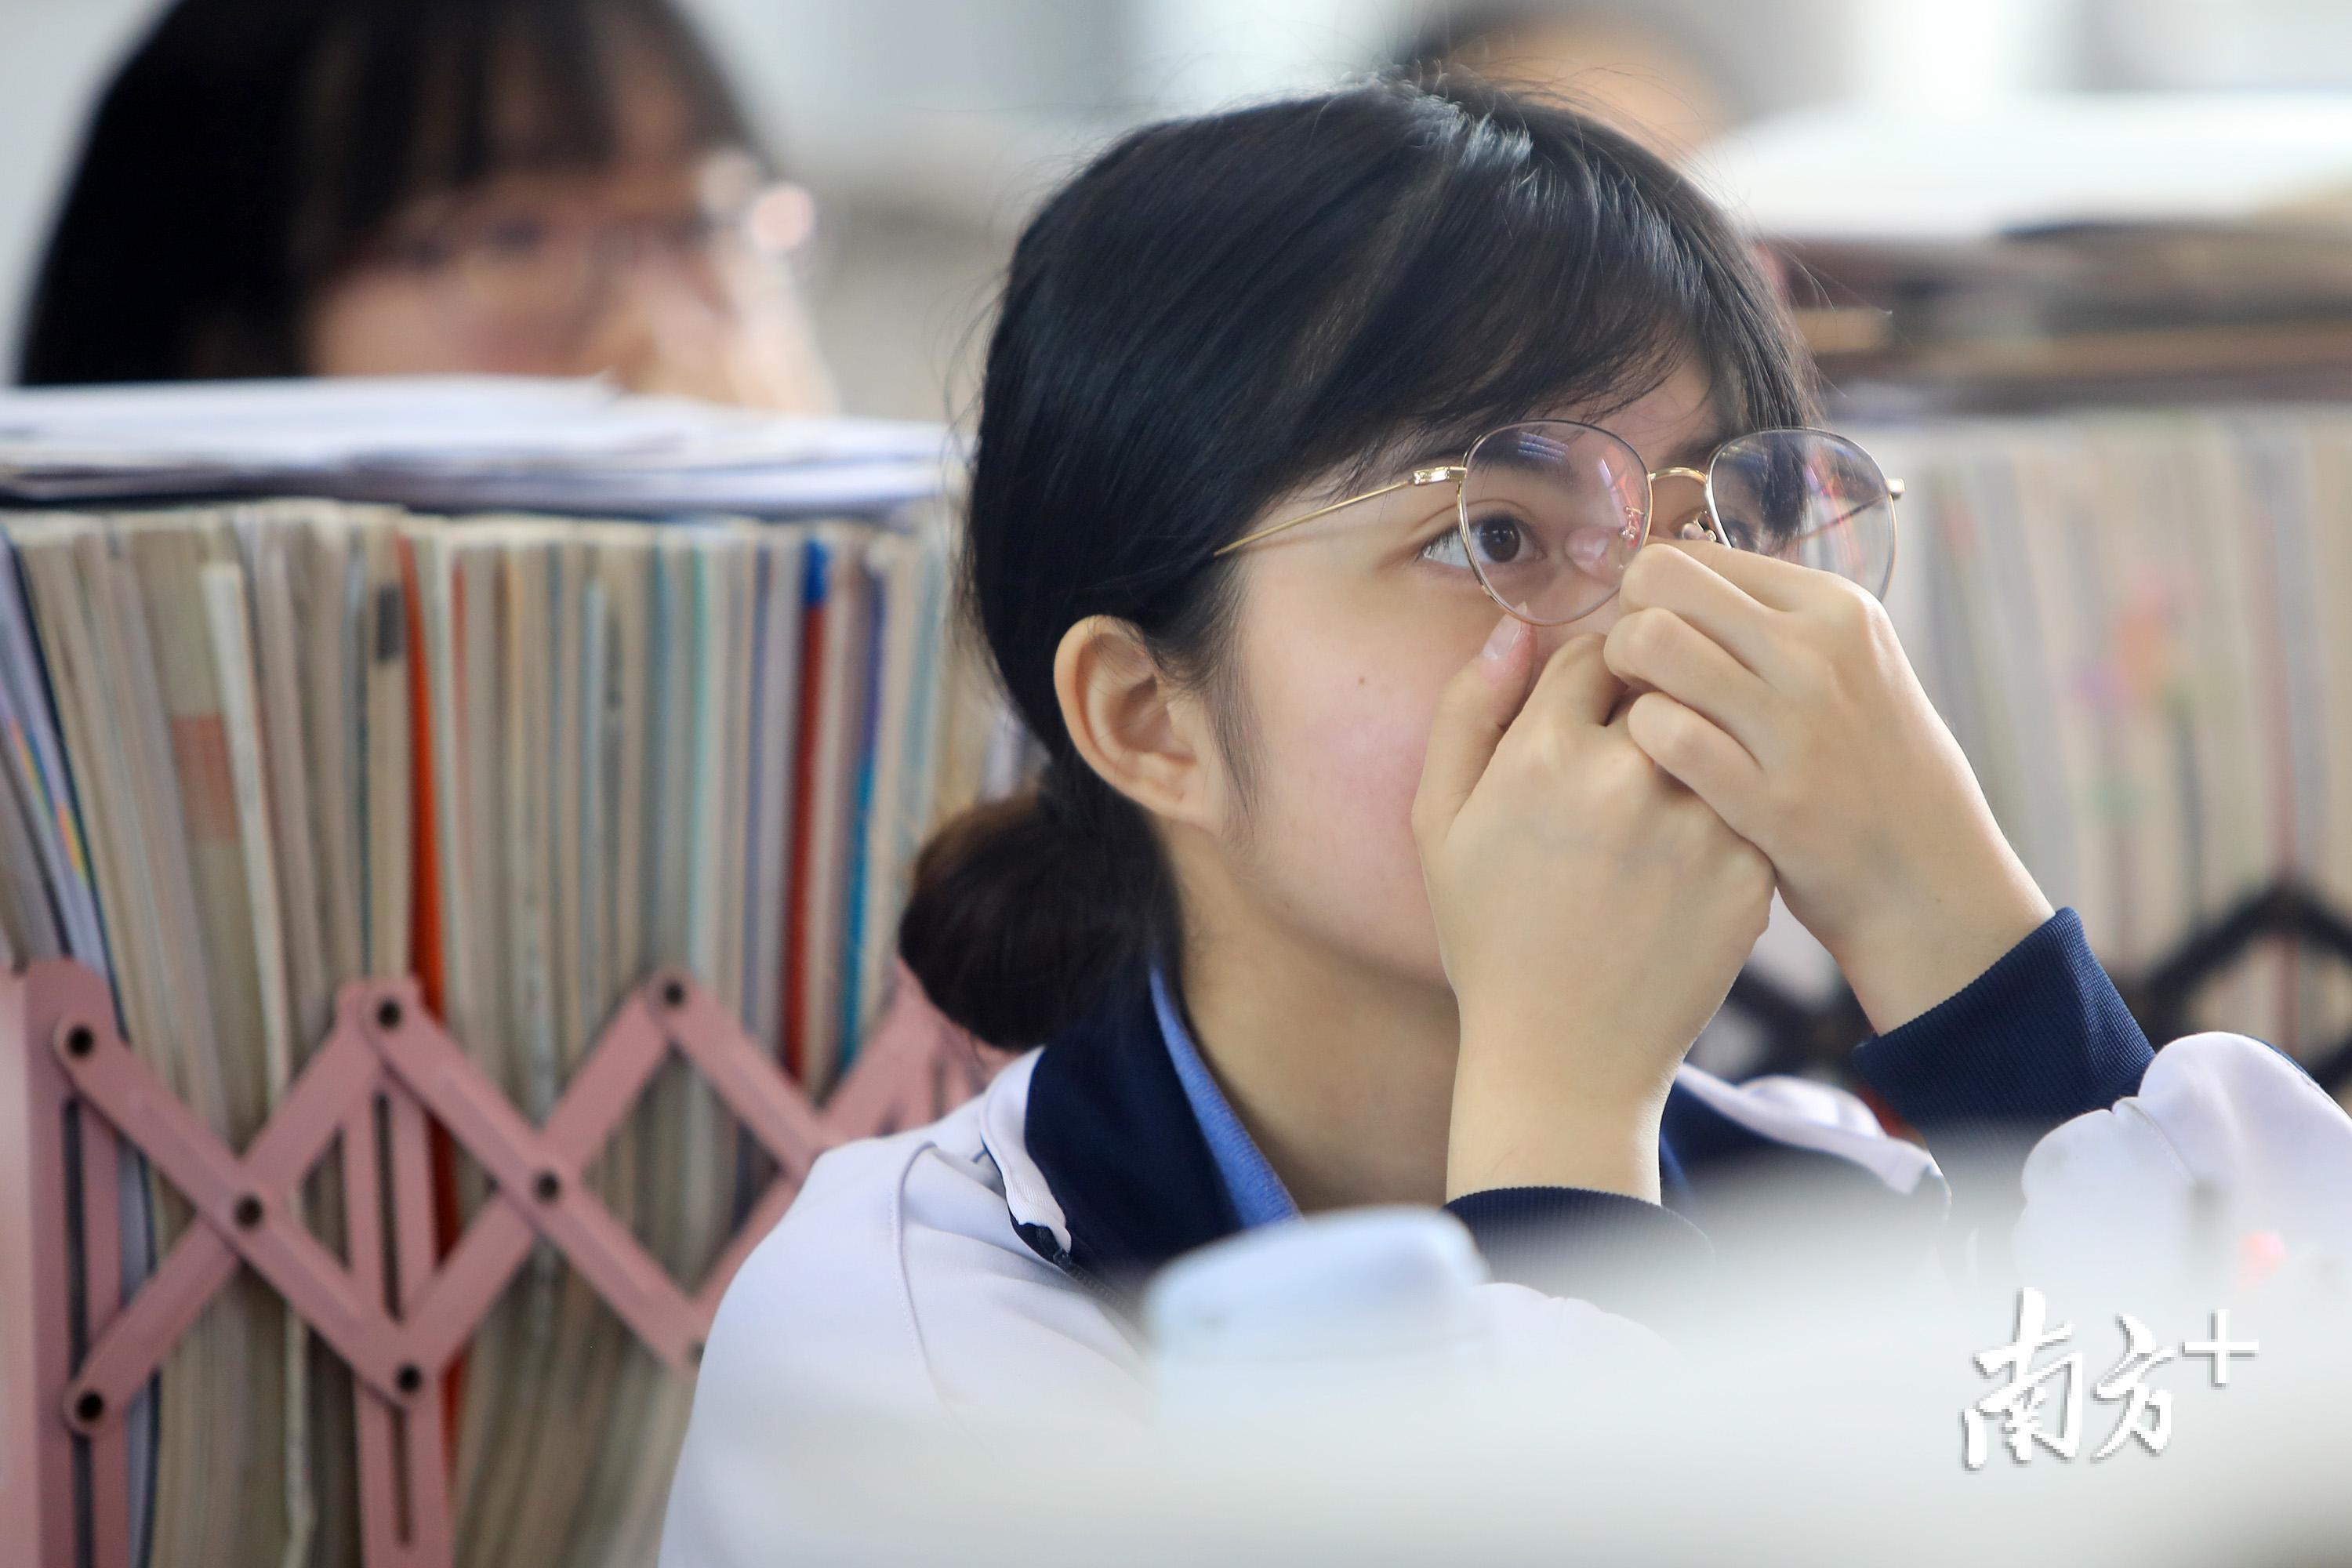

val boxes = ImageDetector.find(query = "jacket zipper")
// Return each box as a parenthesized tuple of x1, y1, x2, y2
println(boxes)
(1015, 1220, 1131, 1312)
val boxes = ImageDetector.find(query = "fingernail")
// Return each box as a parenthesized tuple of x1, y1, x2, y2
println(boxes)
(1480, 615, 1522, 662)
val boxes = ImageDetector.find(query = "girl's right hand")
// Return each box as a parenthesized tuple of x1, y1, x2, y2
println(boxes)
(1414, 615, 1775, 1203)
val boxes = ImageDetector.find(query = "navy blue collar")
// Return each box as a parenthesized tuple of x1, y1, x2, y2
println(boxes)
(1022, 967, 1242, 1300)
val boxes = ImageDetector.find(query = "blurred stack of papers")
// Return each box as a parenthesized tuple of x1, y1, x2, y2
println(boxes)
(1699, 96, 2352, 411)
(0, 376, 957, 516)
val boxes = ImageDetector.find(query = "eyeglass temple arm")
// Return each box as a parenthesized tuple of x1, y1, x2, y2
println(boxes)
(1754, 488, 1906, 556)
(1210, 467, 1466, 558)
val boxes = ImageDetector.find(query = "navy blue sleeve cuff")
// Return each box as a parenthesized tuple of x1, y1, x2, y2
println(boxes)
(1849, 906, 2154, 1142)
(1445, 1186, 1714, 1326)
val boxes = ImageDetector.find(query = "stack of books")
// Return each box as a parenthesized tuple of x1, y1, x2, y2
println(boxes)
(0, 377, 1005, 1568)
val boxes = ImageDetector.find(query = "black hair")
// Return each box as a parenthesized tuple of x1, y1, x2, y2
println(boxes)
(900, 72, 1814, 1046)
(17, 0, 759, 385)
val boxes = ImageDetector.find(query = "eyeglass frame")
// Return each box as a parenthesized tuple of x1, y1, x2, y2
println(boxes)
(1210, 420, 1904, 624)
(370, 176, 818, 328)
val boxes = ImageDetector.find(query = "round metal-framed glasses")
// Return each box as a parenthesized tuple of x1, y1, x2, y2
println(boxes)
(1214, 422, 1903, 627)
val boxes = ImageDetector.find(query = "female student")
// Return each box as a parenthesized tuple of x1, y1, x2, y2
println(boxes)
(661, 73, 2339, 1556)
(19, 0, 830, 410)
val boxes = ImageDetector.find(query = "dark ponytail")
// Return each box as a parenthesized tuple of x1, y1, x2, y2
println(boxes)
(898, 758, 1174, 1048)
(900, 71, 1813, 1044)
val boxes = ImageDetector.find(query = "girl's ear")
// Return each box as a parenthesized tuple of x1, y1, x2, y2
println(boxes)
(1053, 615, 1219, 830)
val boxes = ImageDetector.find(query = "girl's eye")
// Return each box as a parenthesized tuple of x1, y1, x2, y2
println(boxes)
(1419, 511, 1541, 571)
(1419, 528, 1470, 568)
(475, 215, 555, 260)
(1468, 513, 1528, 565)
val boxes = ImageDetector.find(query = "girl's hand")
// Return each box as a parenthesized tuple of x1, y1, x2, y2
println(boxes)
(1599, 540, 2054, 1036)
(582, 248, 839, 413)
(1415, 618, 1776, 1203)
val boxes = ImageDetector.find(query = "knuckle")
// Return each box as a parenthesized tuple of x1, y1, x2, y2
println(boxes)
(1546, 630, 1603, 677)
(1589, 734, 1651, 798)
(1628, 689, 1690, 755)
(1621, 543, 1682, 601)
(1782, 643, 1838, 699)
(1817, 578, 1879, 639)
(1617, 545, 1661, 602)
(1617, 607, 1677, 666)
(1506, 717, 1563, 781)
(1544, 720, 1593, 779)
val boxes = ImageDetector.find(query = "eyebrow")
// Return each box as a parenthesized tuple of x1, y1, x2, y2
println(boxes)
(1659, 423, 1740, 470)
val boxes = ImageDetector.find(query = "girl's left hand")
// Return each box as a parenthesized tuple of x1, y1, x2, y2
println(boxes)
(1599, 539, 2055, 1036)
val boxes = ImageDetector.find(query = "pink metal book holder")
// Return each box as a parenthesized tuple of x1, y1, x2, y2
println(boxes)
(0, 957, 1007, 1568)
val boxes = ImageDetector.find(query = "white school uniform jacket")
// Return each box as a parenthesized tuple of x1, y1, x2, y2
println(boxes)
(657, 910, 2352, 1565)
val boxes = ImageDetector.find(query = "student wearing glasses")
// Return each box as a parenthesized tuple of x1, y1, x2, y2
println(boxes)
(18, 0, 830, 411)
(662, 73, 2339, 1558)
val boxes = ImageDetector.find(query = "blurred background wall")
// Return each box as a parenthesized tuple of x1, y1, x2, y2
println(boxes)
(9, 0, 2351, 420)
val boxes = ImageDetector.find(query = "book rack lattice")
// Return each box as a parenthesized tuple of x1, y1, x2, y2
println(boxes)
(0, 957, 1004, 1568)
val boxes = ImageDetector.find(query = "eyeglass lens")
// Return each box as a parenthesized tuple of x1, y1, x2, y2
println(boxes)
(1705, 430, 1897, 601)
(452, 211, 735, 323)
(1457, 422, 1896, 626)
(1457, 422, 1650, 625)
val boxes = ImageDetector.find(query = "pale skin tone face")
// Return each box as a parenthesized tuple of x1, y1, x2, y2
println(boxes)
(1057, 363, 1734, 1213)
(304, 67, 833, 411)
(1056, 355, 2054, 1214)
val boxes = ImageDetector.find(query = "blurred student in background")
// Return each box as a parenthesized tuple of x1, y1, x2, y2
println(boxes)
(16, 0, 833, 410)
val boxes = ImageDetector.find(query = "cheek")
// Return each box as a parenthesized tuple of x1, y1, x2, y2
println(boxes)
(305, 274, 562, 377)
(1231, 606, 1458, 975)
(1272, 670, 1428, 836)
(307, 277, 468, 376)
